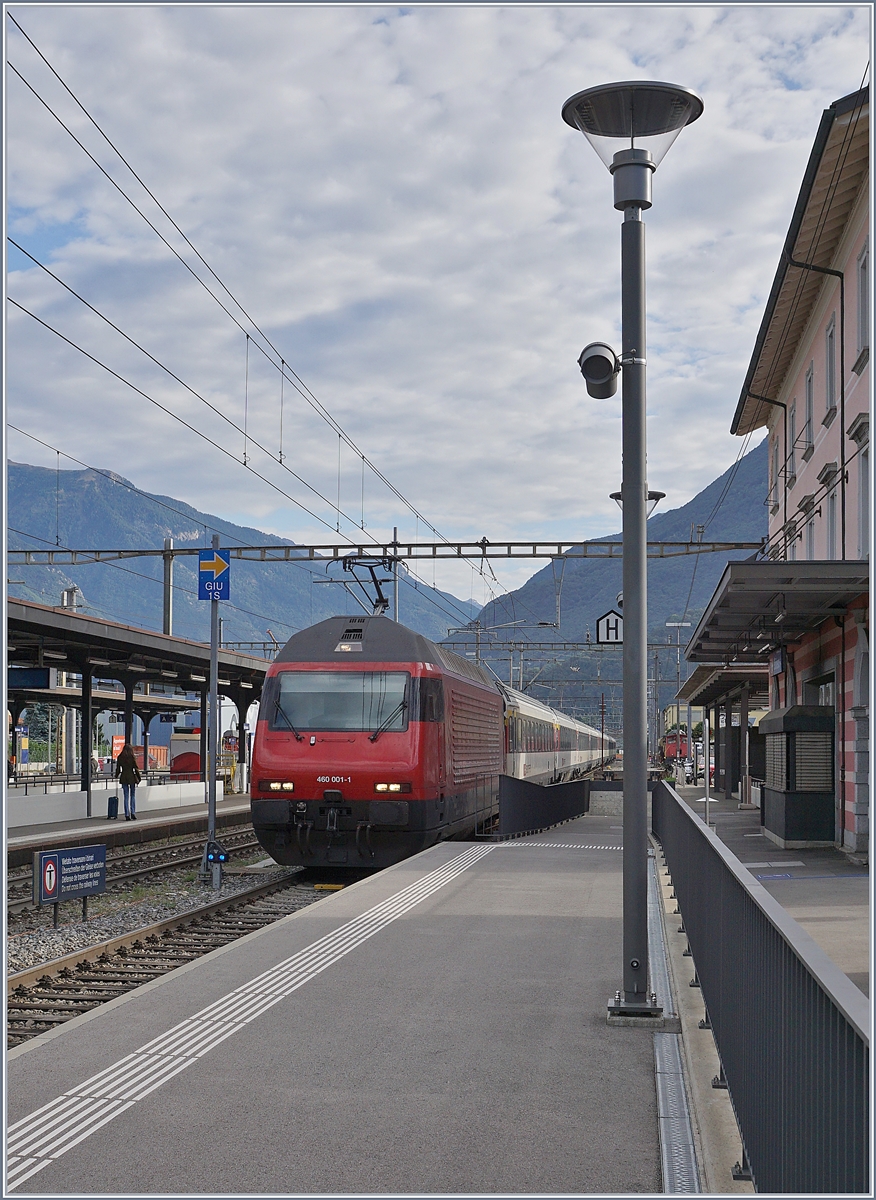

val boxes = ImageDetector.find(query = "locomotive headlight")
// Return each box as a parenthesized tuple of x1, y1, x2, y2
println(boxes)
(374, 782, 412, 793)
(262, 781, 294, 791)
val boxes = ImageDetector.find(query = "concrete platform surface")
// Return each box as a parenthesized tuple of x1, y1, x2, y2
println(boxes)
(7, 794, 251, 851)
(673, 785, 870, 995)
(7, 816, 664, 1196)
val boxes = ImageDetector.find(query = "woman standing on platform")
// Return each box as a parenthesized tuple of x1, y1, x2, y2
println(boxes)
(115, 744, 142, 820)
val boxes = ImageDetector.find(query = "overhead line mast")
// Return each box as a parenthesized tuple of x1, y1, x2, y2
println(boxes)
(8, 539, 764, 566)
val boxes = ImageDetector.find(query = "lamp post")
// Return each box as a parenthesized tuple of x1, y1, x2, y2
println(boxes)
(666, 620, 692, 769)
(562, 81, 702, 1017)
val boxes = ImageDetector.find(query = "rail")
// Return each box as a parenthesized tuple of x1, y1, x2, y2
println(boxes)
(651, 781, 869, 1194)
(7, 872, 301, 995)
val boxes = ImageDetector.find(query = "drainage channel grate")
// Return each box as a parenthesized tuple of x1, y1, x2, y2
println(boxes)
(649, 852, 701, 1193)
(654, 1033, 700, 1193)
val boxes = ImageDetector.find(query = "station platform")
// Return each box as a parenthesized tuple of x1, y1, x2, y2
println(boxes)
(672, 784, 870, 996)
(7, 815, 678, 1195)
(7, 796, 253, 865)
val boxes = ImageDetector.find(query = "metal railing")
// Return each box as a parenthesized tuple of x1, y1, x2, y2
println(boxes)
(651, 781, 868, 1193)
(8, 770, 171, 795)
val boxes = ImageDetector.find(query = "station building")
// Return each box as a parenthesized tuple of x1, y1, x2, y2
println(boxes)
(686, 87, 869, 855)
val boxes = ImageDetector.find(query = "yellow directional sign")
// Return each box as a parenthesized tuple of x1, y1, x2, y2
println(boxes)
(199, 552, 229, 579)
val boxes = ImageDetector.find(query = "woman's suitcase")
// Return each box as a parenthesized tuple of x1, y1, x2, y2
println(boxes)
(107, 794, 119, 820)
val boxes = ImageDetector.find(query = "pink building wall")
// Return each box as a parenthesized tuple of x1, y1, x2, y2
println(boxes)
(765, 189, 869, 563)
(757, 109, 869, 853)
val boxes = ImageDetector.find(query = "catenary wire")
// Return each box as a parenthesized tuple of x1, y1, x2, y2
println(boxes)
(8, 421, 475, 629)
(8, 255, 498, 626)
(8, 295, 360, 539)
(8, 523, 304, 636)
(7, 238, 363, 530)
(7, 423, 318, 584)
(5, 39, 503, 599)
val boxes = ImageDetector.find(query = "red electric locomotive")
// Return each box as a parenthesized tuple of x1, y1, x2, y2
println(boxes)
(250, 614, 504, 869)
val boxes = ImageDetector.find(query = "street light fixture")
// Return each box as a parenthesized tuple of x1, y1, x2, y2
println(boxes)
(563, 80, 702, 1021)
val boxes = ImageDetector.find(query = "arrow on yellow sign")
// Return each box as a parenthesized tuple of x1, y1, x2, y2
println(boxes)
(199, 553, 229, 579)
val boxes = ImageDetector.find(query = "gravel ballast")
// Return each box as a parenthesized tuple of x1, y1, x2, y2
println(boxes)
(7, 864, 297, 974)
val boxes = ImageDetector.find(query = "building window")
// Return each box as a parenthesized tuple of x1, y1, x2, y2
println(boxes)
(788, 403, 796, 482)
(860, 444, 870, 560)
(803, 364, 814, 455)
(806, 519, 815, 560)
(825, 317, 836, 413)
(827, 489, 837, 560)
(770, 439, 780, 511)
(858, 242, 869, 351)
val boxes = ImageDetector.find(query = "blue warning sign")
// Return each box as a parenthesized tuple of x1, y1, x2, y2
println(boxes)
(34, 846, 107, 906)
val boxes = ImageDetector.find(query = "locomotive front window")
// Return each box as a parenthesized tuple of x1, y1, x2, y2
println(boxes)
(270, 671, 410, 733)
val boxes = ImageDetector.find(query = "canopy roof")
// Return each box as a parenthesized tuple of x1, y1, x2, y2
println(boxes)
(677, 663, 770, 708)
(685, 561, 869, 664)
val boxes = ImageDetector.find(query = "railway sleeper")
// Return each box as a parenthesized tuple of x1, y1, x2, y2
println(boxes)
(65, 971, 166, 983)
(113, 957, 196, 967)
(8, 1017, 90, 1027)
(157, 935, 236, 945)
(8, 999, 98, 1013)
(23, 988, 128, 1001)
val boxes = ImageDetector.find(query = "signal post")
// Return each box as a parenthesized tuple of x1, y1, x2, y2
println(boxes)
(198, 534, 231, 889)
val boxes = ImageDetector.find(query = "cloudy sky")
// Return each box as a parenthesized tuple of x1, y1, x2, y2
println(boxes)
(5, 3, 870, 605)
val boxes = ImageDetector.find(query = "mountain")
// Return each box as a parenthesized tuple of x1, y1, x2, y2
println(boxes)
(7, 440, 766, 713)
(7, 463, 478, 646)
(448, 439, 767, 729)
(468, 438, 767, 640)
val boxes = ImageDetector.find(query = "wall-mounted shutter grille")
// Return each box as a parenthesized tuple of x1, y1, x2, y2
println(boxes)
(793, 732, 834, 791)
(765, 734, 787, 790)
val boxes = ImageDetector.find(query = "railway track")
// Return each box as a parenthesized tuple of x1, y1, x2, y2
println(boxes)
(7, 827, 263, 915)
(7, 872, 326, 1048)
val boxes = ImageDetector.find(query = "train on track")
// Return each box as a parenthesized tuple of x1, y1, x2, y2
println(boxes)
(250, 615, 616, 870)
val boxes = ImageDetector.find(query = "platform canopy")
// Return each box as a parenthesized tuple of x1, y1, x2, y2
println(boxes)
(676, 664, 770, 709)
(685, 561, 869, 665)
(7, 598, 270, 711)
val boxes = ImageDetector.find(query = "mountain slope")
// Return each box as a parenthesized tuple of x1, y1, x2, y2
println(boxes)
(8, 439, 765, 661)
(466, 438, 767, 643)
(7, 462, 477, 645)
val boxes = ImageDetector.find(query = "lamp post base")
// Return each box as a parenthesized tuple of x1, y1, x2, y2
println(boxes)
(607, 994, 678, 1030)
(607, 991, 664, 1018)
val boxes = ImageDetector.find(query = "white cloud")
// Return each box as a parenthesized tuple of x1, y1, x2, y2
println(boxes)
(5, 4, 869, 599)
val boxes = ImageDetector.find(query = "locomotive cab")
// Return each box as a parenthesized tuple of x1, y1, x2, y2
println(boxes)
(250, 617, 467, 870)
